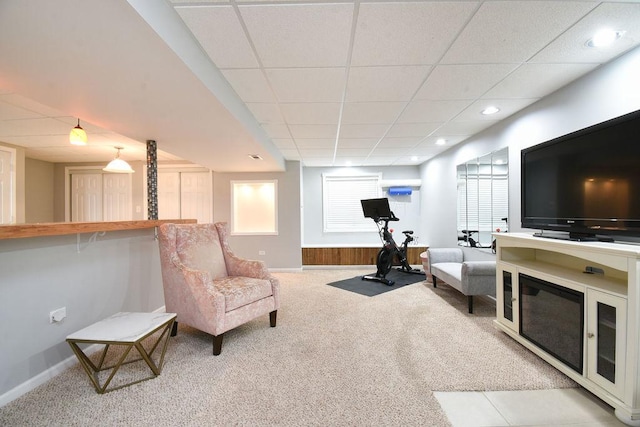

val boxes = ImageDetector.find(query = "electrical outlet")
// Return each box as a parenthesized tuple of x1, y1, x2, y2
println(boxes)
(258, 250, 266, 255)
(49, 307, 66, 323)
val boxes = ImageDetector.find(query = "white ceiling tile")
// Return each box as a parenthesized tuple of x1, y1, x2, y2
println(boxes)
(345, 66, 431, 102)
(239, 4, 353, 67)
(415, 64, 519, 100)
(351, 2, 478, 66)
(336, 148, 372, 157)
(260, 123, 291, 139)
(6, 1, 640, 168)
(398, 100, 470, 123)
(280, 103, 341, 124)
(410, 144, 450, 156)
(0, 94, 65, 117)
(0, 117, 70, 136)
(177, 6, 258, 68)
(221, 69, 276, 102)
(370, 147, 411, 157)
(289, 124, 337, 139)
(531, 3, 640, 64)
(386, 122, 441, 138)
(377, 137, 421, 148)
(246, 103, 284, 124)
(441, 1, 598, 64)
(293, 139, 335, 149)
(341, 102, 406, 125)
(0, 101, 43, 120)
(5, 134, 67, 147)
(484, 64, 598, 99)
(298, 148, 335, 158)
(360, 156, 395, 166)
(436, 121, 494, 136)
(339, 124, 390, 139)
(266, 68, 346, 103)
(455, 98, 540, 122)
(420, 135, 469, 147)
(336, 138, 379, 149)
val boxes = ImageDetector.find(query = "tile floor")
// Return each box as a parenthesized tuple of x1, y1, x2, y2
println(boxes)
(435, 388, 628, 427)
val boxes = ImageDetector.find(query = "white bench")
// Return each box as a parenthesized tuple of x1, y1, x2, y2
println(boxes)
(427, 248, 496, 313)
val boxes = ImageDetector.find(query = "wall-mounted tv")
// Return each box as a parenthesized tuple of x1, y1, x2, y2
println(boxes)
(521, 109, 640, 242)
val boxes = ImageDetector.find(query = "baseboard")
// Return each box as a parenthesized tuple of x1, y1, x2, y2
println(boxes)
(0, 354, 79, 408)
(0, 306, 168, 408)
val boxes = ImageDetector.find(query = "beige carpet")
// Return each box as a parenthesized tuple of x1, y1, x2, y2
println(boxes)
(0, 269, 575, 426)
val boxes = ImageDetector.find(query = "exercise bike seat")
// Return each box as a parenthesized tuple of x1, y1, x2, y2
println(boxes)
(402, 230, 413, 235)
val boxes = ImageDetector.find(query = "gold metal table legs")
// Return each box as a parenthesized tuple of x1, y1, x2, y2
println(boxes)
(66, 313, 176, 394)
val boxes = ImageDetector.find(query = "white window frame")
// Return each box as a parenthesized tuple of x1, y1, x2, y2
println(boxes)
(322, 173, 381, 233)
(230, 180, 278, 235)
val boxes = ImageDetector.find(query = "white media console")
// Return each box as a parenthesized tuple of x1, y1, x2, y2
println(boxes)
(494, 233, 640, 425)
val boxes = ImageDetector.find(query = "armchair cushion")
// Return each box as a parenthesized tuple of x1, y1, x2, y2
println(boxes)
(210, 277, 273, 311)
(175, 224, 227, 280)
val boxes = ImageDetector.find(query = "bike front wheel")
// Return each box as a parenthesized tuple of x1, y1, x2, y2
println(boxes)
(376, 248, 393, 277)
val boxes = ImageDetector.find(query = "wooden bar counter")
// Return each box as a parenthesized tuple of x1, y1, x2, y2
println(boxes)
(0, 219, 196, 240)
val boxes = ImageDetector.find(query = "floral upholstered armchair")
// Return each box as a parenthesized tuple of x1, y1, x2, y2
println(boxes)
(158, 222, 280, 355)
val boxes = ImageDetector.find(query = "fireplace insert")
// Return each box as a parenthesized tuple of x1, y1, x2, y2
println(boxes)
(519, 273, 584, 374)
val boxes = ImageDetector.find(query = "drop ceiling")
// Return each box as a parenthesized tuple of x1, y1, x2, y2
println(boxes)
(0, 0, 638, 170)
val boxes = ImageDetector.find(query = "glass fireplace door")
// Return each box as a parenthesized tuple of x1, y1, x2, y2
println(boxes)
(587, 289, 627, 399)
(497, 266, 518, 331)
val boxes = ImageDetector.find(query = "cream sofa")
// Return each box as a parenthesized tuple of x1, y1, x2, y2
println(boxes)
(427, 248, 496, 313)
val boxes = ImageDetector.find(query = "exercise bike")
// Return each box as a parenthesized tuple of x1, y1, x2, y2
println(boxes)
(360, 198, 423, 286)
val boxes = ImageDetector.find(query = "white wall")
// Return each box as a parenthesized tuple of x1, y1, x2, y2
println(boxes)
(213, 160, 302, 269)
(0, 229, 164, 403)
(420, 45, 640, 249)
(302, 165, 422, 247)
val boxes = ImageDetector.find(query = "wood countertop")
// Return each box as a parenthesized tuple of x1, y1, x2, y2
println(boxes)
(0, 219, 197, 240)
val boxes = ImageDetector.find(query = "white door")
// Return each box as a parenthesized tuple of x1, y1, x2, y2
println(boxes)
(0, 149, 14, 224)
(181, 172, 212, 224)
(103, 174, 132, 221)
(71, 174, 103, 222)
(157, 172, 181, 219)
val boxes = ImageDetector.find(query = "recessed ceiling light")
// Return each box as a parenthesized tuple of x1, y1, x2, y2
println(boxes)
(481, 106, 500, 115)
(248, 154, 263, 160)
(411, 156, 418, 161)
(435, 138, 446, 146)
(345, 161, 352, 167)
(586, 29, 624, 48)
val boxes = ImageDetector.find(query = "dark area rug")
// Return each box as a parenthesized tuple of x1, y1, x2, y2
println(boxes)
(327, 268, 427, 296)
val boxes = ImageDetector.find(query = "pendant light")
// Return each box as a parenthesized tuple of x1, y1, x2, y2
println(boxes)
(103, 146, 134, 173)
(70, 118, 88, 146)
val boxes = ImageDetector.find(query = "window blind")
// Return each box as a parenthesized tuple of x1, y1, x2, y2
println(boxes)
(322, 174, 381, 232)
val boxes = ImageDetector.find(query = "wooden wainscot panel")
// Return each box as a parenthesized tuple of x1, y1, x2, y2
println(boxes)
(303, 246, 427, 266)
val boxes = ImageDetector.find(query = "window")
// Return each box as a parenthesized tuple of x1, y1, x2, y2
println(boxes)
(322, 174, 381, 232)
(231, 180, 278, 235)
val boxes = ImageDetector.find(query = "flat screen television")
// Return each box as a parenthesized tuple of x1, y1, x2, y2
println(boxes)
(521, 109, 640, 241)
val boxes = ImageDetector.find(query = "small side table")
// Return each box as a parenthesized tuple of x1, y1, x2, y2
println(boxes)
(66, 312, 176, 394)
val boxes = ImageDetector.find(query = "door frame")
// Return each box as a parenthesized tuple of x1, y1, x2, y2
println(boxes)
(0, 146, 17, 224)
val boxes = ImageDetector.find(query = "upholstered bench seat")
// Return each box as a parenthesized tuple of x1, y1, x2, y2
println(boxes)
(427, 248, 496, 314)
